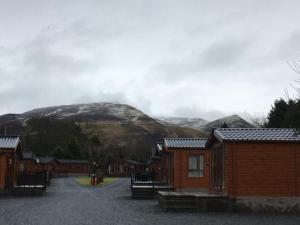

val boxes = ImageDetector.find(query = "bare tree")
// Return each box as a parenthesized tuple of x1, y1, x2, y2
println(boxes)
(287, 60, 300, 74)
(250, 114, 267, 128)
(287, 60, 300, 96)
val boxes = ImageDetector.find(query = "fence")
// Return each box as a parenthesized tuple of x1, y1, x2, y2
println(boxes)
(17, 172, 47, 189)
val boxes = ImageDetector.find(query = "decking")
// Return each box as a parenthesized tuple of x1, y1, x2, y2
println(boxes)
(131, 181, 173, 199)
(158, 191, 233, 212)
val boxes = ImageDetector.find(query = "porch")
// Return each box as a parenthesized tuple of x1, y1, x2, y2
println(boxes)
(10, 172, 48, 196)
(157, 191, 233, 212)
(131, 172, 173, 199)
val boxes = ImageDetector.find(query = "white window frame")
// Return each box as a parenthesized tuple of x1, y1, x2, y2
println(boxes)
(188, 155, 204, 178)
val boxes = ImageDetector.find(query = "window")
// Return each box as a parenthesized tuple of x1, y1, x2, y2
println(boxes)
(188, 155, 204, 177)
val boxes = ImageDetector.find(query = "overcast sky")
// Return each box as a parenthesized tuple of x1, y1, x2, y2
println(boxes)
(0, 0, 300, 121)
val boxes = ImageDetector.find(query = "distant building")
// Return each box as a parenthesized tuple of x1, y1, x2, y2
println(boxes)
(19, 151, 38, 174)
(56, 159, 89, 174)
(107, 159, 144, 176)
(148, 143, 167, 183)
(0, 136, 22, 190)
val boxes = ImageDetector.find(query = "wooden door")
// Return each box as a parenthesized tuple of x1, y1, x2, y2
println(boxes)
(210, 146, 224, 192)
(5, 155, 15, 189)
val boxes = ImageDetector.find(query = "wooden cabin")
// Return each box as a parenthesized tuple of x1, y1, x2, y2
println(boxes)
(163, 138, 210, 191)
(107, 159, 144, 177)
(0, 136, 22, 191)
(56, 159, 89, 174)
(148, 143, 167, 183)
(19, 151, 38, 174)
(206, 128, 300, 212)
(36, 156, 58, 177)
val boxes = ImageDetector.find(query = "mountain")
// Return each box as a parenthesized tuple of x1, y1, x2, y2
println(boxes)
(200, 115, 255, 133)
(0, 103, 204, 162)
(157, 114, 255, 134)
(155, 117, 209, 130)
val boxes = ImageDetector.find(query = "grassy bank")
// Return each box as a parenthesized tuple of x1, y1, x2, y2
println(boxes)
(76, 177, 117, 187)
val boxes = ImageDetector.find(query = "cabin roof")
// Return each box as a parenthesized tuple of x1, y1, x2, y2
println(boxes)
(164, 138, 207, 149)
(0, 136, 20, 149)
(57, 159, 89, 164)
(38, 156, 56, 164)
(22, 151, 36, 159)
(213, 128, 300, 142)
(120, 159, 144, 165)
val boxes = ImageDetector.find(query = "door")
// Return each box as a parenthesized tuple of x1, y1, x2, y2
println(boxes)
(210, 145, 224, 192)
(5, 155, 15, 189)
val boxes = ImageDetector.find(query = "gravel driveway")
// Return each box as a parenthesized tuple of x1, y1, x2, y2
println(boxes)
(0, 177, 299, 225)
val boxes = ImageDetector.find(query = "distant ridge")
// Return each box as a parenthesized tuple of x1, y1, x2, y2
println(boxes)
(156, 114, 255, 134)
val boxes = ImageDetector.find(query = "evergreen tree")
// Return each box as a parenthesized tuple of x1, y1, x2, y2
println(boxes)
(265, 98, 300, 129)
(265, 99, 288, 128)
(52, 146, 65, 159)
(68, 137, 82, 159)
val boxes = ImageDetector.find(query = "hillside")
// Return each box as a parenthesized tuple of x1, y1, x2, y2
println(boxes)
(0, 103, 204, 162)
(155, 117, 209, 130)
(157, 114, 255, 134)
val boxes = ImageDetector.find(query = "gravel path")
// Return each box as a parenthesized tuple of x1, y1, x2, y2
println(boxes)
(0, 177, 300, 225)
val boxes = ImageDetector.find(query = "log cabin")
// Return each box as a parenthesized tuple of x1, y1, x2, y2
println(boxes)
(206, 128, 300, 212)
(0, 136, 22, 191)
(36, 156, 59, 180)
(19, 151, 38, 174)
(148, 143, 167, 183)
(107, 159, 144, 177)
(56, 159, 89, 174)
(163, 138, 210, 191)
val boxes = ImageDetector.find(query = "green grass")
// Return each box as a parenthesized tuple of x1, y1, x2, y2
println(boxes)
(75, 177, 117, 187)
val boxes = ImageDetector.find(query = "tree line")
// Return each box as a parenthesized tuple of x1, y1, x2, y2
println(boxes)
(264, 63, 300, 128)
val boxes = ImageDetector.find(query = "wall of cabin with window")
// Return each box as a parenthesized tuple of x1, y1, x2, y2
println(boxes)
(171, 149, 210, 191)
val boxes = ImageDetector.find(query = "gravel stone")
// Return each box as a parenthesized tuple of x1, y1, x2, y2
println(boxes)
(0, 177, 299, 225)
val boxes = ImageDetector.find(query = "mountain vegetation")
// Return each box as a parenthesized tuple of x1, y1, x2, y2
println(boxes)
(0, 103, 203, 164)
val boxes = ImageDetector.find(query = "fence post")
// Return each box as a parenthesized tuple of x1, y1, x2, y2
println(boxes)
(131, 171, 133, 190)
(152, 170, 155, 189)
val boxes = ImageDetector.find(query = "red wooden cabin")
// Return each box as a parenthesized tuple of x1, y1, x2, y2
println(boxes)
(56, 159, 89, 174)
(107, 159, 144, 177)
(19, 151, 38, 174)
(163, 138, 210, 191)
(0, 136, 22, 190)
(206, 128, 300, 212)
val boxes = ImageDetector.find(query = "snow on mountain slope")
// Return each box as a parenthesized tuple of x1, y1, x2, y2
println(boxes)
(157, 115, 255, 133)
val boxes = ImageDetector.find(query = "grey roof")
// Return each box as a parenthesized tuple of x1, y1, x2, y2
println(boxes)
(164, 138, 207, 149)
(121, 159, 144, 165)
(57, 159, 89, 164)
(38, 156, 56, 164)
(22, 151, 36, 159)
(214, 128, 300, 142)
(0, 136, 20, 149)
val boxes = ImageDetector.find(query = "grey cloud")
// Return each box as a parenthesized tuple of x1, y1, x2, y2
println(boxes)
(150, 39, 250, 84)
(277, 30, 300, 59)
(0, 0, 300, 119)
(173, 106, 225, 121)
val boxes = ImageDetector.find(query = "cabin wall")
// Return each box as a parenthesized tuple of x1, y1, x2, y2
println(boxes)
(58, 163, 89, 174)
(226, 142, 300, 198)
(0, 154, 7, 190)
(171, 149, 210, 191)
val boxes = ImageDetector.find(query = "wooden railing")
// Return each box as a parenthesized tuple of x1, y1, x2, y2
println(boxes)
(17, 172, 48, 189)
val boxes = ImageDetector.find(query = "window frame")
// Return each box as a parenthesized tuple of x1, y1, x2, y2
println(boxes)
(187, 154, 205, 178)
